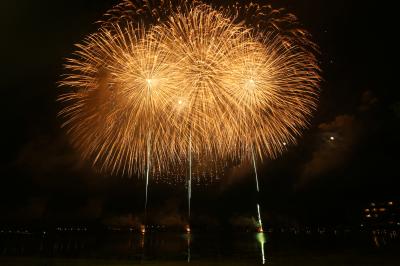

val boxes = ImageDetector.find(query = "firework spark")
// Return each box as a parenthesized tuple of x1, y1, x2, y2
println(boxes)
(59, 0, 320, 178)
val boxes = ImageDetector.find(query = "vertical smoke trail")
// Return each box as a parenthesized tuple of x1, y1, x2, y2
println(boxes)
(252, 147, 263, 231)
(188, 133, 192, 218)
(144, 78, 152, 223)
(252, 147, 260, 193)
(186, 135, 192, 263)
(257, 203, 263, 231)
(144, 133, 151, 219)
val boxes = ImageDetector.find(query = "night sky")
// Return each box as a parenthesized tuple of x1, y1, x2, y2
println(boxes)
(1, 1, 398, 228)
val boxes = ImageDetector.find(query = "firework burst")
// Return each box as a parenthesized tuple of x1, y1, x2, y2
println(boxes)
(59, 0, 320, 177)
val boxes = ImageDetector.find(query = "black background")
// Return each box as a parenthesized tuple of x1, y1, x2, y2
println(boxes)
(0, 0, 398, 228)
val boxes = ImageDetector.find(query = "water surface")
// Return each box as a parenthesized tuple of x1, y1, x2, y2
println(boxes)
(1, 230, 399, 265)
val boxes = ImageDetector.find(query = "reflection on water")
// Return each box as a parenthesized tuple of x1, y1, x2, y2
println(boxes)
(185, 231, 191, 262)
(256, 232, 266, 264)
(371, 229, 398, 248)
(1, 229, 400, 264)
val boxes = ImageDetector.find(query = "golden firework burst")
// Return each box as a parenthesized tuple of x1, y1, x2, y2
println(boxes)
(59, 0, 320, 177)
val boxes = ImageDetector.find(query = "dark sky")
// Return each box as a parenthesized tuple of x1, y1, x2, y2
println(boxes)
(1, 0, 398, 228)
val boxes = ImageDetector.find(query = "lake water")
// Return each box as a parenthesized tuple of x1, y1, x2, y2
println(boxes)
(1, 230, 399, 265)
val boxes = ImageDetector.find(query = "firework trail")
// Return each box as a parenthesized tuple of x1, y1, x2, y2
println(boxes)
(188, 133, 192, 219)
(252, 146, 263, 231)
(144, 132, 151, 218)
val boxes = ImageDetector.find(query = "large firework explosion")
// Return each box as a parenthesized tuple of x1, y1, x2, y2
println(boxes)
(59, 0, 320, 178)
